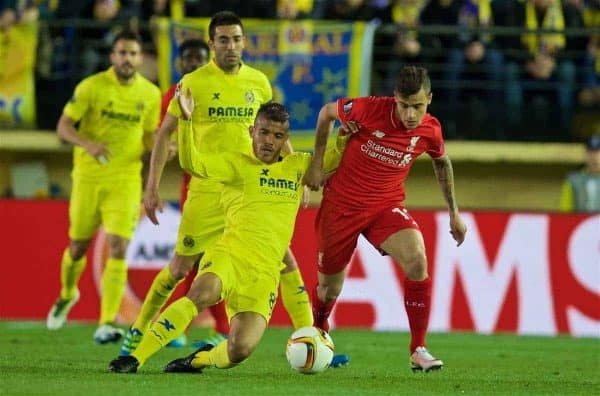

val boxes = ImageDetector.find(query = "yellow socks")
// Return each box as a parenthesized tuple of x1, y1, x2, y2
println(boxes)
(100, 258, 127, 324)
(133, 265, 180, 332)
(280, 268, 313, 329)
(133, 297, 198, 366)
(192, 340, 236, 369)
(60, 248, 86, 300)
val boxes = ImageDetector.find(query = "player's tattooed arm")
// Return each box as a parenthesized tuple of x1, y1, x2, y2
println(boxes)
(432, 154, 467, 246)
(432, 154, 457, 213)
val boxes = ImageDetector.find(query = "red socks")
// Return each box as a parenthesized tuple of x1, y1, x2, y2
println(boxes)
(311, 285, 336, 332)
(209, 301, 230, 335)
(404, 277, 432, 353)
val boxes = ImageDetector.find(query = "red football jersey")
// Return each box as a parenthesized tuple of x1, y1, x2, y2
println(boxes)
(324, 96, 445, 209)
(160, 84, 177, 124)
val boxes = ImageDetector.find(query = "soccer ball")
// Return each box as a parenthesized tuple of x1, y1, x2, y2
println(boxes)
(286, 326, 334, 374)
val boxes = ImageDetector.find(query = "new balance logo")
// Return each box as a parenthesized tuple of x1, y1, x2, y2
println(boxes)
(158, 319, 175, 331)
(372, 130, 386, 138)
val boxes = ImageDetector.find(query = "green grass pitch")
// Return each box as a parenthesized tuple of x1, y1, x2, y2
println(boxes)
(1, 321, 598, 396)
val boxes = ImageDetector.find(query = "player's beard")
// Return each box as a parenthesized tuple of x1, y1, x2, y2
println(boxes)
(115, 63, 136, 80)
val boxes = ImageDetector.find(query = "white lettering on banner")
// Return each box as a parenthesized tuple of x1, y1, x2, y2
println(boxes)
(430, 213, 557, 335)
(125, 205, 180, 269)
(568, 215, 600, 295)
(566, 308, 600, 337)
(335, 236, 409, 331)
(566, 215, 600, 337)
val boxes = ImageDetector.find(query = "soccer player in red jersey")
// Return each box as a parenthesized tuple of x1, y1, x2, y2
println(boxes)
(303, 66, 467, 372)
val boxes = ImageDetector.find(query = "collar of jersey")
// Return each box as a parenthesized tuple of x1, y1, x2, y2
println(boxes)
(209, 59, 245, 75)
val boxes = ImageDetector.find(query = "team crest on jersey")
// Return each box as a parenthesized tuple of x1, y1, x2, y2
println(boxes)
(407, 136, 420, 152)
(183, 236, 195, 248)
(245, 90, 255, 104)
(136, 102, 145, 112)
(343, 100, 353, 114)
(372, 130, 386, 138)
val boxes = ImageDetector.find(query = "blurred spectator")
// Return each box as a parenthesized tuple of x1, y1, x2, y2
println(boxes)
(494, 0, 576, 140)
(1, 0, 38, 31)
(375, 0, 427, 95)
(323, 0, 381, 20)
(559, 134, 600, 212)
(578, 0, 600, 108)
(184, 0, 277, 18)
(277, 0, 314, 19)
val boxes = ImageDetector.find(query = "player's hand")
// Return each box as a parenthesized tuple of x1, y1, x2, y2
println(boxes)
(84, 141, 110, 164)
(449, 212, 467, 246)
(302, 161, 325, 191)
(338, 121, 360, 136)
(167, 140, 178, 161)
(302, 185, 311, 208)
(176, 84, 194, 121)
(143, 187, 164, 225)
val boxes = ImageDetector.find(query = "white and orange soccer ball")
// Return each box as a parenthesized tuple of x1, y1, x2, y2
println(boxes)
(286, 326, 335, 374)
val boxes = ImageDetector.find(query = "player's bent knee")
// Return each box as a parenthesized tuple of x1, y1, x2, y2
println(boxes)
(69, 240, 90, 260)
(404, 256, 428, 281)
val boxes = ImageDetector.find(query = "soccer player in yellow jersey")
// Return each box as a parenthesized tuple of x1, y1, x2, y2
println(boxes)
(109, 99, 347, 373)
(118, 11, 318, 358)
(46, 31, 161, 344)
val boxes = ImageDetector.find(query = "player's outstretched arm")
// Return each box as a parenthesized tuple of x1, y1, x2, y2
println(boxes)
(303, 102, 339, 190)
(57, 113, 110, 164)
(176, 86, 203, 178)
(432, 154, 467, 246)
(144, 113, 178, 225)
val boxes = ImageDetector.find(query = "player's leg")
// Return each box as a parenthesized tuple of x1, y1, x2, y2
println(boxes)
(47, 178, 100, 330)
(165, 312, 267, 373)
(279, 248, 312, 329)
(119, 253, 199, 355)
(179, 187, 230, 348)
(109, 270, 224, 373)
(95, 181, 141, 344)
(164, 257, 274, 373)
(373, 207, 441, 372)
(312, 202, 361, 332)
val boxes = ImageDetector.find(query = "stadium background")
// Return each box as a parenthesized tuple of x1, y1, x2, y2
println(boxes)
(0, 1, 598, 340)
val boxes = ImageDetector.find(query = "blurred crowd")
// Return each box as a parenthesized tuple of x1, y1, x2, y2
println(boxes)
(0, 0, 598, 141)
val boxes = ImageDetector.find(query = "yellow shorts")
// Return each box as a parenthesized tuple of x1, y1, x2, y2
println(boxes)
(175, 188, 225, 256)
(197, 248, 280, 323)
(69, 177, 141, 240)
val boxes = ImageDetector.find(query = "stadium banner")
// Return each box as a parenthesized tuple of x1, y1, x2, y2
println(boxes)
(0, 21, 38, 127)
(156, 18, 378, 137)
(0, 199, 598, 338)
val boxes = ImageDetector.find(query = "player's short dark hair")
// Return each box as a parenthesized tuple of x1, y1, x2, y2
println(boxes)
(178, 38, 209, 57)
(395, 66, 431, 97)
(256, 103, 290, 125)
(209, 11, 244, 40)
(112, 30, 143, 50)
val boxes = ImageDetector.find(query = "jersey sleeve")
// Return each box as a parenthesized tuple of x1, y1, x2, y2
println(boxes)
(144, 86, 161, 133)
(425, 118, 445, 159)
(63, 78, 93, 122)
(177, 118, 236, 182)
(336, 96, 374, 124)
(323, 134, 350, 174)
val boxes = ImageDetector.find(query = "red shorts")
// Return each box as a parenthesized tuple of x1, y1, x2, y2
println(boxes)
(180, 172, 192, 209)
(316, 199, 420, 275)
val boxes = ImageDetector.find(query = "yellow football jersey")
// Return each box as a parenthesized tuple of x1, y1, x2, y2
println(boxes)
(167, 59, 272, 157)
(178, 120, 347, 271)
(63, 67, 161, 181)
